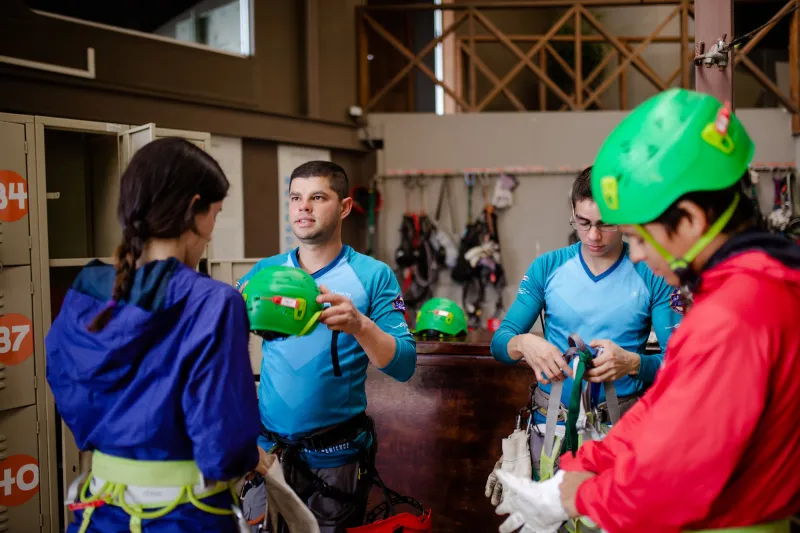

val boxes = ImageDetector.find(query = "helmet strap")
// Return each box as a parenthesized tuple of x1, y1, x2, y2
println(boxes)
(634, 192, 740, 286)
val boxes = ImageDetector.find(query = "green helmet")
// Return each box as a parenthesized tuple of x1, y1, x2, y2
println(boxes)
(414, 297, 468, 338)
(592, 88, 754, 225)
(241, 265, 323, 339)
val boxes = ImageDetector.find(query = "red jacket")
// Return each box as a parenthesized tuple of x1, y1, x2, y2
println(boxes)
(560, 232, 800, 533)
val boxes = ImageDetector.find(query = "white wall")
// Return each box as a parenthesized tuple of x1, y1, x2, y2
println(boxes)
(208, 135, 245, 258)
(367, 109, 795, 327)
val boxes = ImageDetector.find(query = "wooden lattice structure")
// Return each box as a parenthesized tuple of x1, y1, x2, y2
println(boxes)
(357, 0, 800, 131)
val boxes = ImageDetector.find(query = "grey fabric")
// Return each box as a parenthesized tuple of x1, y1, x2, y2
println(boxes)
(284, 459, 366, 533)
(544, 380, 564, 458)
(603, 381, 621, 425)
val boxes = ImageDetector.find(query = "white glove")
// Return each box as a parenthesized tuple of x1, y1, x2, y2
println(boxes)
(495, 469, 569, 533)
(485, 456, 505, 505)
(486, 429, 533, 506)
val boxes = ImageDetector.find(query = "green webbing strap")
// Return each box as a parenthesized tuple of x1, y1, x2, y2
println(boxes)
(688, 520, 790, 533)
(635, 193, 740, 274)
(563, 350, 593, 455)
(92, 450, 203, 487)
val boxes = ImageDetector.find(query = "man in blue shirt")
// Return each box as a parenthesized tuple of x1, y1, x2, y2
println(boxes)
(237, 161, 416, 532)
(489, 166, 681, 475)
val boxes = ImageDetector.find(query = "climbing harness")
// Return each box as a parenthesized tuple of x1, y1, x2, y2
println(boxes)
(260, 413, 427, 533)
(527, 334, 622, 482)
(66, 451, 241, 533)
(394, 177, 440, 314)
(451, 174, 507, 331)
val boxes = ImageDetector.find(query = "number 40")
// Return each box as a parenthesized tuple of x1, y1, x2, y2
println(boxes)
(0, 325, 30, 353)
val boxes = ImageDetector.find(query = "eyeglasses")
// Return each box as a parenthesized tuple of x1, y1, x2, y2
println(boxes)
(569, 219, 619, 233)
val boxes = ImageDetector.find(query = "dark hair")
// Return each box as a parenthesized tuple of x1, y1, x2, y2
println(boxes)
(652, 173, 761, 235)
(290, 160, 349, 200)
(571, 166, 594, 208)
(89, 137, 229, 332)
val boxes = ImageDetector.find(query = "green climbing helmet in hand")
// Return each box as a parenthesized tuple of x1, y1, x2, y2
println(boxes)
(241, 265, 324, 339)
(591, 87, 755, 225)
(414, 297, 468, 338)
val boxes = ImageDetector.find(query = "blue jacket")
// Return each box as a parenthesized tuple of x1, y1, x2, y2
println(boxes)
(46, 258, 260, 489)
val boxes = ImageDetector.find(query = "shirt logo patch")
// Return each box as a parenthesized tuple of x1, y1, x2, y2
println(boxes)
(669, 288, 686, 315)
(393, 294, 406, 312)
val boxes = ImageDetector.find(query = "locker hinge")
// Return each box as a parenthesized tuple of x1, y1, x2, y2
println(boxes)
(28, 236, 32, 249)
(36, 419, 40, 435)
(24, 141, 28, 154)
(30, 281, 35, 295)
(34, 376, 37, 390)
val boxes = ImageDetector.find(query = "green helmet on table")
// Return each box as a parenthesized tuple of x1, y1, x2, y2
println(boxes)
(414, 297, 468, 338)
(591, 88, 755, 274)
(241, 265, 324, 340)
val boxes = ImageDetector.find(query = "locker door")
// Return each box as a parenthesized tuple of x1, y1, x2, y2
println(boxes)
(0, 121, 32, 268)
(0, 266, 35, 412)
(0, 406, 43, 531)
(118, 123, 155, 171)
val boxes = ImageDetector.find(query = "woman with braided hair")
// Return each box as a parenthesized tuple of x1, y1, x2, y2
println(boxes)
(45, 137, 262, 533)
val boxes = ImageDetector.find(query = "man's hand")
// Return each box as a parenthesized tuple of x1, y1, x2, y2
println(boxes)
(585, 339, 640, 382)
(559, 470, 595, 519)
(510, 334, 573, 384)
(317, 285, 367, 335)
(255, 445, 275, 476)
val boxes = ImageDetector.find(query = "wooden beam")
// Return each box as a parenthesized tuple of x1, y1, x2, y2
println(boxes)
(620, 50, 628, 109)
(456, 34, 692, 43)
(473, 7, 577, 110)
(469, 8, 477, 111)
(305, 0, 320, 117)
(575, 8, 583, 108)
(360, 0, 687, 11)
(357, 10, 369, 110)
(583, 5, 680, 108)
(580, 6, 668, 91)
(738, 0, 797, 57)
(680, 0, 691, 88)
(791, 0, 800, 134)
(693, 0, 733, 105)
(363, 12, 470, 112)
(539, 49, 547, 110)
(460, 42, 527, 110)
(737, 54, 798, 113)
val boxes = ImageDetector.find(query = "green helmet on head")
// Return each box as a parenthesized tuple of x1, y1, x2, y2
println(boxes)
(592, 88, 754, 225)
(241, 265, 323, 340)
(591, 88, 755, 275)
(414, 297, 468, 338)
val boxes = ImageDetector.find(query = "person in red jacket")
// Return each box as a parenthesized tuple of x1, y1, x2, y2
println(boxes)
(493, 88, 800, 533)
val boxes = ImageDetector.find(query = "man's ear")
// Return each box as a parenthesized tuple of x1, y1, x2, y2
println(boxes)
(675, 199, 708, 240)
(340, 197, 353, 219)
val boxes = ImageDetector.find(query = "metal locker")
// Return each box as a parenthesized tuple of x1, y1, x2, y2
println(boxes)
(0, 266, 35, 412)
(0, 121, 33, 269)
(0, 406, 43, 532)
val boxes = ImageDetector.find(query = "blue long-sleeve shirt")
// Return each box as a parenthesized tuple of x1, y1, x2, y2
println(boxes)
(491, 242, 681, 404)
(237, 245, 416, 467)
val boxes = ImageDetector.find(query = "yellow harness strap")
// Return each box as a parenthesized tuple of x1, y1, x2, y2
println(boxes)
(74, 451, 238, 533)
(688, 520, 790, 533)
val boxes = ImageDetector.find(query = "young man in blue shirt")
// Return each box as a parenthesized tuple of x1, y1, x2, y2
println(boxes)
(237, 161, 417, 533)
(489, 166, 681, 476)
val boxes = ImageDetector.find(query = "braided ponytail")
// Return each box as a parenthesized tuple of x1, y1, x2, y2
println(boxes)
(85, 137, 229, 333)
(88, 225, 146, 332)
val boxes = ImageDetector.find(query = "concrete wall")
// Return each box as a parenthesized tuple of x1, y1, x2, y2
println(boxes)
(367, 109, 795, 327)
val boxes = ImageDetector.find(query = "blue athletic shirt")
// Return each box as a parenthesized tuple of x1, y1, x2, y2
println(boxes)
(491, 242, 681, 406)
(237, 245, 416, 468)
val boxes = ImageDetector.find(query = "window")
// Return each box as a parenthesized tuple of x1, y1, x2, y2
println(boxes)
(26, 0, 254, 56)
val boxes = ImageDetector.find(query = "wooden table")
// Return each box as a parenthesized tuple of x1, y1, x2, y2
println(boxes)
(365, 331, 533, 533)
